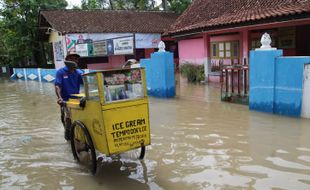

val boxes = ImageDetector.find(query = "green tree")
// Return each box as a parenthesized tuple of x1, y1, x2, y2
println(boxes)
(122, 0, 159, 10)
(167, 0, 191, 14)
(80, 0, 159, 10)
(81, 0, 104, 9)
(110, 0, 190, 12)
(0, 0, 67, 67)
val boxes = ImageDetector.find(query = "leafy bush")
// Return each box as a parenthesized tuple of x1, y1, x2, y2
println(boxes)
(180, 63, 205, 83)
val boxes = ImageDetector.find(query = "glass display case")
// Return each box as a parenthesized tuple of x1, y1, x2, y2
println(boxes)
(102, 68, 144, 103)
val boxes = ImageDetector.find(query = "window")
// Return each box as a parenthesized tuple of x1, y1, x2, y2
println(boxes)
(231, 41, 239, 58)
(278, 27, 296, 49)
(219, 42, 225, 58)
(211, 41, 239, 58)
(211, 43, 218, 57)
(225, 42, 231, 58)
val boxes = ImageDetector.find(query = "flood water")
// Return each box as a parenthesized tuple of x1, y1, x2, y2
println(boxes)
(1, 78, 310, 190)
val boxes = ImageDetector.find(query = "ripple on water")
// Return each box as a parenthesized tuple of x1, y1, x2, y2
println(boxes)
(239, 165, 310, 189)
(276, 149, 289, 154)
(208, 139, 224, 146)
(297, 147, 310, 152)
(266, 157, 310, 170)
(187, 123, 206, 126)
(185, 134, 200, 140)
(298, 156, 310, 163)
(162, 158, 175, 165)
(171, 169, 252, 190)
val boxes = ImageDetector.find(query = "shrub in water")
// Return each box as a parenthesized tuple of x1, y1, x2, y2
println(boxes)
(180, 63, 205, 83)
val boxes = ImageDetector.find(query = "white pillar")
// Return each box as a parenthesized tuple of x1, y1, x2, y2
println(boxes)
(38, 68, 42, 82)
(23, 68, 27, 81)
(203, 33, 211, 82)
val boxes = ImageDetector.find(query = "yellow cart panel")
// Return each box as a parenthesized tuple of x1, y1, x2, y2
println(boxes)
(103, 103, 150, 155)
(69, 100, 109, 155)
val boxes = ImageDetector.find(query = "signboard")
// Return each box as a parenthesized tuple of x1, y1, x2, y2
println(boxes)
(75, 43, 88, 57)
(88, 43, 94, 56)
(93, 41, 108, 56)
(104, 103, 150, 154)
(135, 33, 161, 48)
(113, 36, 134, 55)
(2, 67, 7, 73)
(65, 34, 136, 56)
(54, 41, 64, 62)
(53, 37, 67, 69)
(107, 39, 114, 55)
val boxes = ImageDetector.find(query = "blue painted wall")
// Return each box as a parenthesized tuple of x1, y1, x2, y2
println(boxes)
(250, 49, 310, 117)
(140, 52, 175, 98)
(275, 57, 310, 117)
(26, 68, 39, 81)
(249, 50, 283, 113)
(11, 68, 86, 83)
(14, 68, 26, 80)
(40, 69, 57, 82)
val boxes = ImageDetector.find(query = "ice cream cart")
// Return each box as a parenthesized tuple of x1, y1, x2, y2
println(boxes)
(66, 68, 151, 174)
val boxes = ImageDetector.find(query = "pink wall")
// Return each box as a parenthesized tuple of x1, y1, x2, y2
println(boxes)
(178, 34, 245, 65)
(179, 38, 205, 64)
(87, 55, 125, 70)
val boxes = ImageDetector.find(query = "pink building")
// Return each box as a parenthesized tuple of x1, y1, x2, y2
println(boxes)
(165, 0, 310, 82)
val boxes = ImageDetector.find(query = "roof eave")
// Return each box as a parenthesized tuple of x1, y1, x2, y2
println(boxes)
(167, 12, 310, 38)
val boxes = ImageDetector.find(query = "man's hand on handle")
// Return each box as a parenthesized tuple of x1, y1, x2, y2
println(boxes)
(57, 97, 63, 105)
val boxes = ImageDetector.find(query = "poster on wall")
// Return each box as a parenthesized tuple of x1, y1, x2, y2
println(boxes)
(113, 36, 134, 55)
(107, 39, 114, 55)
(54, 41, 64, 61)
(93, 41, 108, 56)
(65, 34, 135, 56)
(135, 33, 161, 48)
(66, 34, 89, 54)
(75, 43, 89, 57)
(2, 67, 6, 73)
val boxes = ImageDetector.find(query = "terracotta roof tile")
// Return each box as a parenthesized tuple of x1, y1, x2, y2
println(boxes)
(39, 9, 179, 34)
(166, 0, 310, 36)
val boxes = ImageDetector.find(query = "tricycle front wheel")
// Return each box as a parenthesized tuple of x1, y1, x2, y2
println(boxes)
(71, 120, 97, 175)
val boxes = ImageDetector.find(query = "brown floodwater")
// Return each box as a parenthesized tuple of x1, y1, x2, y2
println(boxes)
(1, 77, 310, 190)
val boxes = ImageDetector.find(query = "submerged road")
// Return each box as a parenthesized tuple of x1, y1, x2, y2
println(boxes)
(1, 79, 310, 190)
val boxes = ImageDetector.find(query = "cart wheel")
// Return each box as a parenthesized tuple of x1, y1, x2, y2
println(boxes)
(139, 145, 146, 159)
(71, 120, 97, 175)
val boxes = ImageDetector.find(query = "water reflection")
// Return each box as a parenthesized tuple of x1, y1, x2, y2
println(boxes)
(0, 79, 310, 189)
